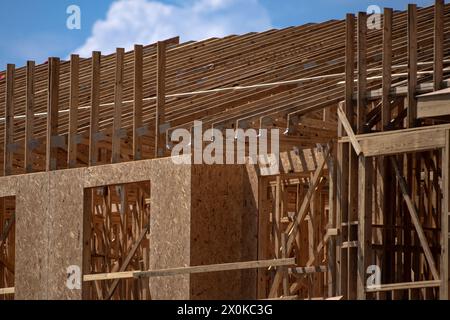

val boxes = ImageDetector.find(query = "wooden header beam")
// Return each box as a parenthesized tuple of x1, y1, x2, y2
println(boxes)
(339, 124, 450, 157)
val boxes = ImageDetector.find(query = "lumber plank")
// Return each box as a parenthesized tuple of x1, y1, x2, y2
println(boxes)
(441, 129, 450, 299)
(407, 4, 418, 128)
(337, 104, 362, 155)
(89, 52, 101, 166)
(46, 57, 60, 172)
(25, 61, 35, 173)
(357, 12, 367, 134)
(434, 0, 444, 91)
(382, 8, 393, 129)
(4, 64, 15, 176)
(83, 258, 295, 281)
(112, 48, 124, 164)
(155, 41, 166, 158)
(133, 44, 144, 160)
(68, 54, 79, 168)
(366, 280, 440, 293)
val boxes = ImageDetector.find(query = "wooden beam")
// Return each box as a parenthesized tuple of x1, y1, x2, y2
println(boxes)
(391, 158, 440, 281)
(366, 280, 440, 293)
(382, 8, 393, 129)
(4, 64, 15, 176)
(434, 0, 444, 91)
(112, 48, 124, 164)
(84, 258, 295, 281)
(337, 104, 362, 155)
(133, 44, 144, 161)
(340, 124, 450, 157)
(68, 54, 79, 169)
(155, 41, 166, 158)
(0, 287, 14, 295)
(357, 12, 367, 133)
(357, 155, 372, 300)
(441, 130, 450, 299)
(25, 61, 35, 173)
(89, 51, 101, 166)
(407, 4, 417, 128)
(46, 57, 60, 172)
(418, 91, 450, 118)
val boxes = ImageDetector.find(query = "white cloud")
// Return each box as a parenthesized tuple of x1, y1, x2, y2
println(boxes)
(74, 0, 272, 57)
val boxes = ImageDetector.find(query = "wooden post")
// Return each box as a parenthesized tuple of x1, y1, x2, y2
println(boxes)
(68, 54, 79, 168)
(82, 189, 92, 299)
(133, 44, 144, 161)
(381, 8, 394, 296)
(327, 148, 337, 297)
(357, 12, 367, 134)
(434, 0, 444, 91)
(441, 130, 450, 299)
(407, 4, 417, 128)
(112, 48, 124, 164)
(89, 51, 101, 166)
(25, 61, 35, 173)
(46, 57, 60, 172)
(382, 8, 392, 129)
(357, 155, 372, 300)
(4, 64, 15, 176)
(336, 13, 355, 299)
(345, 12, 358, 300)
(155, 41, 166, 158)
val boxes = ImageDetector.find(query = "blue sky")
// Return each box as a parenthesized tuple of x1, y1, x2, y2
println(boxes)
(0, 0, 438, 68)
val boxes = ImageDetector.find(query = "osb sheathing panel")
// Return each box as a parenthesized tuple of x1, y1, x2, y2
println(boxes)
(189, 164, 258, 300)
(148, 160, 192, 300)
(0, 157, 192, 300)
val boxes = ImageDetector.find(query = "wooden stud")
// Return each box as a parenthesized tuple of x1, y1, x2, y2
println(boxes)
(112, 48, 124, 164)
(68, 54, 79, 169)
(407, 4, 417, 128)
(345, 14, 355, 123)
(382, 8, 393, 129)
(4, 64, 15, 177)
(133, 45, 144, 161)
(155, 41, 167, 158)
(434, 0, 444, 91)
(357, 12, 367, 134)
(327, 148, 337, 297)
(441, 130, 449, 299)
(82, 189, 92, 300)
(357, 155, 372, 300)
(89, 52, 101, 166)
(25, 61, 35, 173)
(46, 57, 60, 172)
